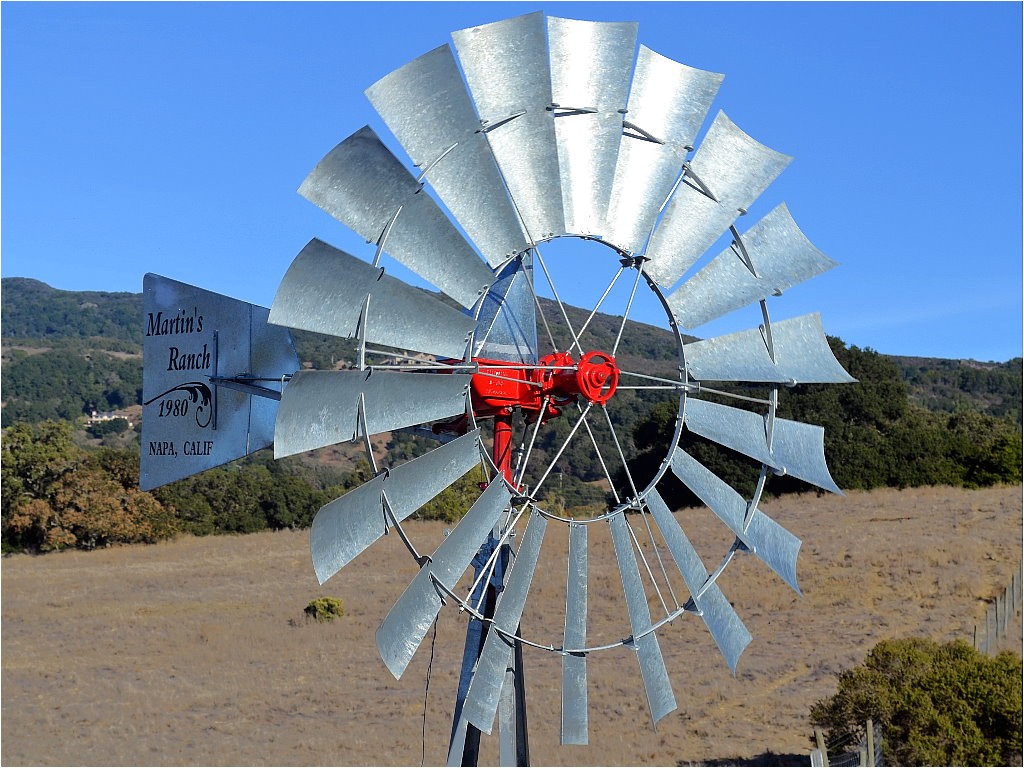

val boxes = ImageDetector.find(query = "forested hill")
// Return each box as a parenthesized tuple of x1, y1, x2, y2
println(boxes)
(2, 277, 1020, 424)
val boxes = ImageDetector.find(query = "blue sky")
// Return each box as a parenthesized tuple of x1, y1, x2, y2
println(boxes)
(3, 2, 1021, 362)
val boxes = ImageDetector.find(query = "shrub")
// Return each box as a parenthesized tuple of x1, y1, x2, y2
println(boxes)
(304, 597, 344, 623)
(810, 637, 1022, 766)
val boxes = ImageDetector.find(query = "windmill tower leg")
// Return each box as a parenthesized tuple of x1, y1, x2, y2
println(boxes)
(448, 413, 530, 766)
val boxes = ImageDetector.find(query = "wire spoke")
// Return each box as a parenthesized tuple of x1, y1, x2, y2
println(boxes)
(611, 264, 645, 357)
(601, 404, 680, 613)
(575, 403, 622, 506)
(533, 245, 583, 354)
(531, 402, 593, 498)
(513, 399, 550, 489)
(617, 369, 686, 388)
(571, 265, 625, 356)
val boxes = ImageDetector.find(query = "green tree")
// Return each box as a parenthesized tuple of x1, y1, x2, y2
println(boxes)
(2, 421, 178, 551)
(810, 637, 1022, 766)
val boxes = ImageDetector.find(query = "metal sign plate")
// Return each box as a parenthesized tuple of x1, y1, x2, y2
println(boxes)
(140, 273, 299, 490)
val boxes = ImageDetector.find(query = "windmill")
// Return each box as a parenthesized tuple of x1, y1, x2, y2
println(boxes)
(140, 12, 854, 765)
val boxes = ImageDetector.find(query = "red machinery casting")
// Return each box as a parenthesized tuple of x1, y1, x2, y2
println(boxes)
(437, 351, 620, 486)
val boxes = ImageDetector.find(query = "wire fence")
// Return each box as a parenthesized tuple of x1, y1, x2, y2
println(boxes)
(973, 561, 1023, 655)
(811, 720, 882, 767)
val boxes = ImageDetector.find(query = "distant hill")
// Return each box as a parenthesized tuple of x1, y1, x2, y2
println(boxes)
(3, 276, 1019, 423)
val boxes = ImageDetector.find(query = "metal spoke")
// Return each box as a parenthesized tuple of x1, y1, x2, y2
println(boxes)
(601, 405, 680, 614)
(531, 403, 593, 498)
(533, 245, 583, 354)
(618, 369, 686, 388)
(514, 398, 551, 489)
(611, 264, 645, 357)
(575, 403, 622, 506)
(519, 249, 561, 354)
(571, 265, 625, 355)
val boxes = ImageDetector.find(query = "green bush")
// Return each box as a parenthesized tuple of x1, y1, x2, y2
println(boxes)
(810, 637, 1022, 766)
(304, 597, 344, 623)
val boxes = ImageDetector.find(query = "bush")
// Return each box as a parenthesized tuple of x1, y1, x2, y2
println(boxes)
(810, 637, 1022, 766)
(304, 597, 344, 623)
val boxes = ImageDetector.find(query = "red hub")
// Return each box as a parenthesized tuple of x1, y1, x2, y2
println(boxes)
(469, 349, 619, 421)
(435, 351, 620, 485)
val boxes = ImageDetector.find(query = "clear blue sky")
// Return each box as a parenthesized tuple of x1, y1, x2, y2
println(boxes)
(3, 2, 1021, 362)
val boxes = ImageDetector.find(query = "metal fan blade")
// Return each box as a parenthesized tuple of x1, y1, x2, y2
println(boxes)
(561, 522, 589, 745)
(605, 46, 724, 253)
(274, 370, 471, 458)
(365, 45, 529, 266)
(298, 125, 493, 309)
(547, 16, 637, 236)
(667, 203, 840, 329)
(473, 254, 538, 364)
(684, 398, 842, 494)
(376, 479, 512, 680)
(270, 239, 474, 360)
(645, 489, 751, 672)
(609, 513, 677, 724)
(645, 112, 792, 287)
(452, 12, 565, 242)
(668, 452, 802, 593)
(684, 313, 857, 384)
(309, 429, 483, 585)
(463, 511, 548, 735)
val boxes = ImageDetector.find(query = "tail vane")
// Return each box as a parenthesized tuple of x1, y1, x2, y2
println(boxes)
(140, 273, 300, 490)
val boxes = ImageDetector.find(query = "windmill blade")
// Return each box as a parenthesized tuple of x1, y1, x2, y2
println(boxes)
(683, 398, 842, 494)
(463, 511, 548, 735)
(310, 429, 483, 585)
(645, 111, 792, 287)
(609, 512, 677, 725)
(667, 453, 802, 593)
(473, 254, 539, 364)
(376, 479, 512, 680)
(270, 239, 475, 360)
(298, 125, 493, 309)
(667, 203, 840, 329)
(605, 46, 724, 253)
(561, 522, 589, 745)
(365, 45, 529, 266)
(452, 12, 565, 242)
(274, 370, 471, 458)
(684, 313, 856, 384)
(645, 489, 751, 672)
(547, 16, 637, 236)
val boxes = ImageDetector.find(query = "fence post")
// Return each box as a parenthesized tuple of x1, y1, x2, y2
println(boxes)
(814, 729, 830, 767)
(866, 718, 875, 767)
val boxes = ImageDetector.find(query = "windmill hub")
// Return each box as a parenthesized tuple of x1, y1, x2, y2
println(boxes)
(468, 349, 620, 424)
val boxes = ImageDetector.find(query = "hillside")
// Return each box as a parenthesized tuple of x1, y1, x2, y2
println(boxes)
(3, 278, 1019, 424)
(2, 484, 1020, 766)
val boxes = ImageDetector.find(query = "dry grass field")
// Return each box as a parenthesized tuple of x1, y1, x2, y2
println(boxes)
(2, 485, 1021, 767)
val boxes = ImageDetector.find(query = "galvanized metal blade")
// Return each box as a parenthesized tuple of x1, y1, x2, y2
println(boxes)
(547, 16, 637, 236)
(683, 398, 842, 494)
(668, 451, 802, 593)
(270, 239, 475, 360)
(365, 45, 529, 266)
(605, 46, 724, 253)
(309, 429, 483, 585)
(645, 111, 792, 287)
(609, 512, 677, 725)
(561, 522, 589, 745)
(452, 12, 565, 242)
(463, 511, 548, 735)
(473, 254, 538, 364)
(298, 125, 493, 309)
(274, 370, 470, 458)
(645, 488, 751, 671)
(684, 313, 856, 384)
(376, 479, 512, 680)
(667, 203, 840, 329)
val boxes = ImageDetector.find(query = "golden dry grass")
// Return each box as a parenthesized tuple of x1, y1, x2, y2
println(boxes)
(2, 485, 1021, 766)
